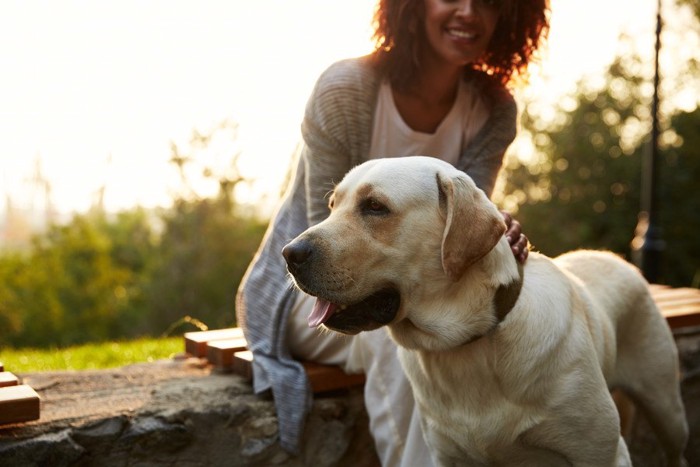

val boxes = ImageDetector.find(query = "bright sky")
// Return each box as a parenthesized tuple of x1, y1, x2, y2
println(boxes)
(0, 0, 660, 216)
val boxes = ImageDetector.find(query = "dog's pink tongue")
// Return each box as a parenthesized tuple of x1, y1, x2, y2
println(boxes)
(308, 298, 338, 328)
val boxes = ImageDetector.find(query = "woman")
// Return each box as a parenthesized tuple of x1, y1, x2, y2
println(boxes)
(237, 0, 549, 463)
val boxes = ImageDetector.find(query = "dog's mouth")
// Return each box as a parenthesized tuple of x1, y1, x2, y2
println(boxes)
(308, 288, 401, 335)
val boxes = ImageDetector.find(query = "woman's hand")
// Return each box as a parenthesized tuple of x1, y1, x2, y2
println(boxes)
(501, 211, 529, 263)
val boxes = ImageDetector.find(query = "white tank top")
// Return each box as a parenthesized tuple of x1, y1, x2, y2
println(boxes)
(369, 79, 490, 166)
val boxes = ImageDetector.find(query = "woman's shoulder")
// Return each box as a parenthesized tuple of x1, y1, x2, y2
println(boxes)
(304, 54, 382, 130)
(312, 54, 382, 98)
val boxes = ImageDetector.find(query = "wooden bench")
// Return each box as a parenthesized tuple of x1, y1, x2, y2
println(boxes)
(649, 284, 700, 329)
(184, 284, 700, 394)
(183, 329, 365, 393)
(0, 362, 41, 426)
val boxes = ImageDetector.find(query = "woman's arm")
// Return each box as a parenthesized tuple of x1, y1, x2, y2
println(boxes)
(300, 57, 379, 226)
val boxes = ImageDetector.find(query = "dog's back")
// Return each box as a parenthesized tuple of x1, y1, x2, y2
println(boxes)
(554, 250, 652, 326)
(553, 250, 654, 375)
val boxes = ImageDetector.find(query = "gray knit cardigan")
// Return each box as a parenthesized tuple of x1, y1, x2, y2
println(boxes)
(235, 55, 518, 453)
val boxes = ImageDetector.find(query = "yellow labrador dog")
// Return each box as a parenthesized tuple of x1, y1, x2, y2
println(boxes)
(283, 156, 688, 467)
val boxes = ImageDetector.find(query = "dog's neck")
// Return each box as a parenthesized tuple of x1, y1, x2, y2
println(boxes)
(390, 238, 525, 352)
(494, 262, 525, 322)
(457, 260, 524, 347)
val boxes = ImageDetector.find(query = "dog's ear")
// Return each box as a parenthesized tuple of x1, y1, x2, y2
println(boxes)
(437, 171, 507, 280)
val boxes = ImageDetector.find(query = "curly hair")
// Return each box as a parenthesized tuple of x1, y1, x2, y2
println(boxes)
(371, 0, 550, 89)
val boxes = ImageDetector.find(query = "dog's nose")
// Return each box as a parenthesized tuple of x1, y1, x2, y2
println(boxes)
(282, 239, 313, 268)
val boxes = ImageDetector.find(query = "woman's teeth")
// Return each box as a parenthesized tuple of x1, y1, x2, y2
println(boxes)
(448, 29, 476, 39)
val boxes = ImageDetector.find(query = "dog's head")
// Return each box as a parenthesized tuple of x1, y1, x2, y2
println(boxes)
(283, 156, 507, 345)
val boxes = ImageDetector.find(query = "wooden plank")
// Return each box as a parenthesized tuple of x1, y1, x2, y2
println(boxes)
(651, 290, 700, 303)
(232, 350, 254, 381)
(650, 285, 700, 329)
(303, 361, 366, 393)
(231, 351, 364, 394)
(651, 289, 700, 300)
(206, 337, 248, 371)
(658, 298, 700, 311)
(184, 328, 244, 357)
(0, 385, 40, 425)
(662, 305, 700, 329)
(0, 371, 19, 388)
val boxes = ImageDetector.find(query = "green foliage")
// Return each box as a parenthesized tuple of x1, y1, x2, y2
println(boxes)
(501, 55, 700, 286)
(0, 121, 268, 348)
(658, 110, 700, 286)
(0, 210, 157, 347)
(505, 57, 645, 255)
(1, 337, 182, 372)
(146, 195, 266, 332)
(147, 120, 267, 332)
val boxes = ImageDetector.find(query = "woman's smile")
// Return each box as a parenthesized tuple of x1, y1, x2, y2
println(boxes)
(423, 0, 500, 68)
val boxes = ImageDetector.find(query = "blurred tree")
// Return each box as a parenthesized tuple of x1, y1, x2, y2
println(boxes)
(0, 211, 156, 346)
(147, 196, 266, 332)
(99, 209, 159, 336)
(0, 120, 269, 347)
(0, 251, 26, 339)
(658, 109, 700, 286)
(499, 50, 699, 286)
(677, 0, 700, 20)
(147, 121, 266, 333)
(501, 54, 646, 256)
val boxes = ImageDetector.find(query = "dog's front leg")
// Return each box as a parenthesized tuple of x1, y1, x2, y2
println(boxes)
(422, 427, 489, 467)
(614, 436, 632, 467)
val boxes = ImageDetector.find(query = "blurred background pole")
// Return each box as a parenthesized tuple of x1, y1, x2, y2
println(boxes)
(632, 0, 665, 283)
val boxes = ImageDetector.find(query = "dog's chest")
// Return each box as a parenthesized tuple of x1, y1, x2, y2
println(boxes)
(401, 349, 543, 456)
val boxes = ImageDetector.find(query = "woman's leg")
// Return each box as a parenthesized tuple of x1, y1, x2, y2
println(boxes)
(347, 329, 435, 467)
(286, 291, 352, 366)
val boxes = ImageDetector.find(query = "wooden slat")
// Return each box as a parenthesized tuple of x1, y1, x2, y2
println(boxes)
(231, 350, 365, 394)
(661, 305, 700, 329)
(232, 350, 254, 381)
(184, 328, 244, 357)
(656, 297, 700, 308)
(0, 371, 19, 388)
(303, 361, 366, 393)
(651, 290, 700, 303)
(650, 285, 700, 329)
(0, 385, 40, 425)
(206, 337, 248, 372)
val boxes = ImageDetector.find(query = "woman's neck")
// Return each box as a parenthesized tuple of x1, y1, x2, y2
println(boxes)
(392, 63, 463, 133)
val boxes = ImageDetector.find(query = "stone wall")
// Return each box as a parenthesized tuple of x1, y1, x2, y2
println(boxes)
(0, 360, 379, 467)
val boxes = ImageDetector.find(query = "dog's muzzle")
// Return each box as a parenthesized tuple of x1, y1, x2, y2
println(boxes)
(282, 238, 314, 277)
(282, 238, 401, 334)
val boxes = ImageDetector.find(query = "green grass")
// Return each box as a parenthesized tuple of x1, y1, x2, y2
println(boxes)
(1, 337, 183, 373)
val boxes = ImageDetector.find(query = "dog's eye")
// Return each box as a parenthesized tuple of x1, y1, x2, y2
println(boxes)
(360, 198, 389, 216)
